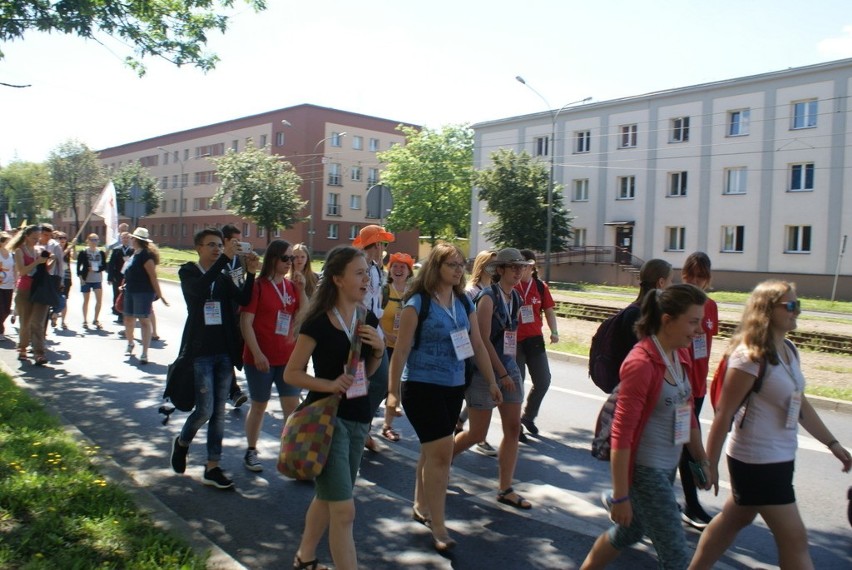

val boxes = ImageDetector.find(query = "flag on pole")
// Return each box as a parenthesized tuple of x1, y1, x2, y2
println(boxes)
(92, 180, 119, 247)
(3, 214, 10, 231)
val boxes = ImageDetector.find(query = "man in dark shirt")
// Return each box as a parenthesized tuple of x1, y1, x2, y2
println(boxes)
(169, 228, 259, 489)
(221, 223, 249, 408)
(108, 231, 133, 324)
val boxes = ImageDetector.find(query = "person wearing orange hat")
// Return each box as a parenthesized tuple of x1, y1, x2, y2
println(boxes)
(378, 251, 415, 442)
(353, 224, 395, 452)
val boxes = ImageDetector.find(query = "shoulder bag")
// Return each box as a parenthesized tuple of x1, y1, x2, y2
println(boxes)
(277, 394, 341, 480)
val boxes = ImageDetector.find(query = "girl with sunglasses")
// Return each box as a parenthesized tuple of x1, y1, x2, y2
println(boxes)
(690, 280, 851, 569)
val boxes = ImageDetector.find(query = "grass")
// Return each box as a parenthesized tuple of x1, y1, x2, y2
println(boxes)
(0, 372, 207, 569)
(806, 385, 852, 401)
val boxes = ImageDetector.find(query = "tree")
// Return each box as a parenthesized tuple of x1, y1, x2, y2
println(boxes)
(476, 148, 572, 252)
(46, 140, 106, 238)
(378, 124, 474, 246)
(1, 1, 267, 77)
(212, 142, 305, 245)
(0, 160, 50, 226)
(111, 161, 162, 220)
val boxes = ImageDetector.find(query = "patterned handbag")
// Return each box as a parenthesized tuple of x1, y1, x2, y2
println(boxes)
(277, 394, 341, 480)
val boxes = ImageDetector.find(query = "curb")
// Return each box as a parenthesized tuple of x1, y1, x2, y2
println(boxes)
(0, 359, 246, 570)
(547, 350, 852, 415)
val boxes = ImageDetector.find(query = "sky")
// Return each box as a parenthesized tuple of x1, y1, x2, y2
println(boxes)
(2, 0, 852, 165)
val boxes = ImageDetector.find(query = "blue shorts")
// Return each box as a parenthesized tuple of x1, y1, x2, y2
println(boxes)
(80, 282, 102, 293)
(244, 364, 301, 402)
(123, 291, 155, 318)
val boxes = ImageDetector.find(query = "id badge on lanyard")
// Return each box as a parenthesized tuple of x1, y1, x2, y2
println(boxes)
(346, 360, 368, 399)
(520, 305, 535, 324)
(674, 404, 691, 445)
(692, 335, 708, 359)
(450, 329, 474, 360)
(786, 391, 802, 429)
(275, 311, 291, 336)
(503, 330, 517, 357)
(204, 301, 222, 325)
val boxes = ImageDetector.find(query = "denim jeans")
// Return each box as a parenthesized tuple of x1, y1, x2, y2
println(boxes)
(179, 353, 233, 463)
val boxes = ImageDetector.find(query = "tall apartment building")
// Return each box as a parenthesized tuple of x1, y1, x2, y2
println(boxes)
(471, 59, 852, 298)
(88, 104, 418, 254)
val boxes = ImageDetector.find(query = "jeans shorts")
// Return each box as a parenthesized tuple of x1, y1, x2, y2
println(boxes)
(465, 354, 523, 410)
(315, 417, 369, 502)
(244, 364, 301, 402)
(123, 291, 155, 318)
(80, 282, 102, 293)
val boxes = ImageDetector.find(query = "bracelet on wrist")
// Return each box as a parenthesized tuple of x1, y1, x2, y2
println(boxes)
(610, 494, 630, 505)
(827, 439, 839, 449)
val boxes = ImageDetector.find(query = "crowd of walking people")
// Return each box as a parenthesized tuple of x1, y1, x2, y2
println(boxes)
(3, 220, 849, 570)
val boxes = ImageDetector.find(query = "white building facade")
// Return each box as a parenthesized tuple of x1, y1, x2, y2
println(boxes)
(471, 59, 852, 298)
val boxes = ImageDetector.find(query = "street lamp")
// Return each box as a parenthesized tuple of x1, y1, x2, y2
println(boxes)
(280, 122, 346, 252)
(516, 75, 591, 282)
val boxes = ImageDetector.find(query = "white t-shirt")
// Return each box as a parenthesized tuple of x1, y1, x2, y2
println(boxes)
(726, 343, 805, 464)
(364, 261, 385, 319)
(0, 251, 14, 290)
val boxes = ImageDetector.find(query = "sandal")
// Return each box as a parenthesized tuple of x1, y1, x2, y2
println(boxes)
(412, 507, 431, 527)
(93, 321, 103, 330)
(364, 434, 379, 452)
(17, 350, 28, 361)
(293, 555, 329, 570)
(497, 487, 532, 510)
(381, 425, 400, 442)
(432, 532, 457, 553)
(34, 356, 48, 366)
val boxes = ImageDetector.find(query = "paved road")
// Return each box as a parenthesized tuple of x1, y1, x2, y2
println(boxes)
(4, 280, 852, 569)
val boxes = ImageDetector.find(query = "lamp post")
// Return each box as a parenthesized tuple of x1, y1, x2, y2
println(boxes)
(281, 121, 346, 252)
(515, 75, 590, 283)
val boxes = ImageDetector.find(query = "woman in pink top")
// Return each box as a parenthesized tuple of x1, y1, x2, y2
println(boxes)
(8, 225, 50, 364)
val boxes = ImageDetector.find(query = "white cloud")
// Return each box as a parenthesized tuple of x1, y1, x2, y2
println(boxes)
(818, 26, 852, 57)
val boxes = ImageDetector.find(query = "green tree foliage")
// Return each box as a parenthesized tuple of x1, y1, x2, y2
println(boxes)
(476, 148, 572, 252)
(46, 140, 106, 238)
(0, 160, 49, 226)
(110, 161, 162, 218)
(378, 124, 473, 245)
(212, 141, 305, 244)
(0, 0, 267, 76)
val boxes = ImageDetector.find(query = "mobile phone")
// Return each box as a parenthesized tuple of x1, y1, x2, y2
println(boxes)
(689, 460, 707, 485)
(237, 241, 252, 254)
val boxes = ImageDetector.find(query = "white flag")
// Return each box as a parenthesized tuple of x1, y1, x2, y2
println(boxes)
(92, 180, 119, 247)
(3, 214, 10, 231)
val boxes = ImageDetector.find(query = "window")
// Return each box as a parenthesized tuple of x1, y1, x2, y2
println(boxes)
(728, 109, 750, 136)
(350, 195, 362, 210)
(242, 223, 250, 237)
(721, 225, 745, 253)
(331, 132, 343, 147)
(534, 136, 549, 157)
(617, 176, 636, 199)
(171, 199, 177, 213)
(181, 173, 188, 188)
(327, 193, 341, 216)
(274, 228, 281, 238)
(789, 163, 814, 192)
(785, 225, 812, 253)
(257, 227, 265, 238)
(619, 124, 637, 148)
(792, 100, 818, 129)
(171, 224, 177, 237)
(173, 151, 179, 163)
(192, 197, 207, 211)
(351, 166, 362, 182)
(368, 168, 379, 185)
(163, 152, 169, 165)
(668, 171, 688, 197)
(181, 198, 187, 214)
(666, 227, 686, 251)
(328, 163, 341, 186)
(572, 179, 589, 201)
(160, 177, 168, 190)
(575, 130, 591, 153)
(724, 167, 747, 194)
(232, 139, 239, 152)
(160, 200, 167, 213)
(349, 225, 361, 240)
(352, 136, 363, 150)
(573, 228, 587, 247)
(276, 132, 285, 146)
(193, 171, 218, 185)
(671, 117, 690, 142)
(195, 143, 225, 157)
(369, 138, 380, 152)
(139, 155, 158, 167)
(327, 223, 339, 240)
(183, 149, 189, 161)
(160, 224, 166, 237)
(171, 175, 178, 189)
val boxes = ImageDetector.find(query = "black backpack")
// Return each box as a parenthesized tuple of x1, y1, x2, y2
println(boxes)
(588, 304, 638, 393)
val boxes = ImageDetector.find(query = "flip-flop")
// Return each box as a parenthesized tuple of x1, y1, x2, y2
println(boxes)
(497, 486, 532, 510)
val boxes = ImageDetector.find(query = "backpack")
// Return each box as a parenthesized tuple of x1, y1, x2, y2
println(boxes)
(411, 291, 476, 386)
(709, 338, 798, 414)
(588, 304, 638, 393)
(473, 283, 521, 346)
(591, 385, 620, 461)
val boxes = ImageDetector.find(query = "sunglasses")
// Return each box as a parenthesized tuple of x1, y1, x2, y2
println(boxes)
(279, 255, 296, 263)
(776, 300, 801, 312)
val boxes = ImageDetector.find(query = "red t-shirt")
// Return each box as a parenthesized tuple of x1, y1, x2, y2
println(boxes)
(514, 278, 555, 342)
(241, 277, 299, 367)
(687, 297, 719, 397)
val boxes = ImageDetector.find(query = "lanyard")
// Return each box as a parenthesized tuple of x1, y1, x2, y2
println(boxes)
(195, 263, 216, 298)
(270, 278, 290, 309)
(497, 285, 514, 328)
(332, 306, 357, 344)
(651, 335, 688, 398)
(521, 279, 534, 301)
(433, 293, 459, 328)
(777, 342, 803, 391)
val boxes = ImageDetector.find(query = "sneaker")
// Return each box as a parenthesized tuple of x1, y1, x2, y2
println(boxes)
(518, 430, 529, 443)
(230, 391, 248, 408)
(681, 506, 713, 530)
(521, 417, 539, 435)
(474, 441, 498, 457)
(244, 449, 262, 472)
(202, 466, 234, 489)
(170, 437, 188, 474)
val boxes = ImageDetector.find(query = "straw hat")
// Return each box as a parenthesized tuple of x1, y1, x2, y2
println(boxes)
(131, 227, 152, 242)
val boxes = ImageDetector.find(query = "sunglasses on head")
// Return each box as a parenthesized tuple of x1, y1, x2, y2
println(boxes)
(279, 255, 296, 263)
(776, 300, 801, 312)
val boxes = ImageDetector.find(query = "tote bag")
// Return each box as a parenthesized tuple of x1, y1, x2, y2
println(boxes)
(277, 394, 341, 480)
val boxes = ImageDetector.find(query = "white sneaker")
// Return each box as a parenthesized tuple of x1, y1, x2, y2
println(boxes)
(473, 441, 498, 457)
